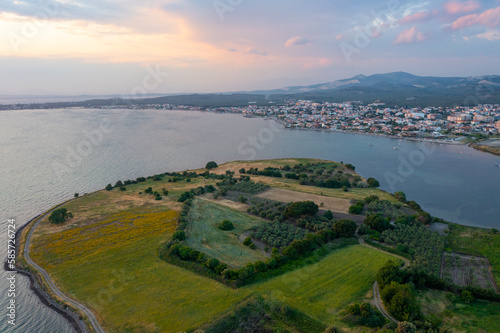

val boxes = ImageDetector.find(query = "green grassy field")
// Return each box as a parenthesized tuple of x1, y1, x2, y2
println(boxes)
(26, 158, 421, 332)
(251, 245, 396, 325)
(419, 289, 500, 333)
(447, 223, 500, 286)
(32, 207, 251, 333)
(186, 198, 270, 268)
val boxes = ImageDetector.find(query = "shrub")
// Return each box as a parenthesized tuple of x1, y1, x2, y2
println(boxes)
(120, 186, 127, 191)
(249, 243, 256, 249)
(461, 290, 474, 304)
(206, 258, 221, 270)
(332, 219, 357, 238)
(323, 210, 334, 220)
(218, 219, 235, 231)
(172, 230, 186, 241)
(367, 177, 380, 188)
(74, 193, 79, 198)
(349, 201, 364, 214)
(48, 208, 73, 224)
(105, 183, 113, 191)
(243, 237, 252, 246)
(162, 188, 168, 196)
(364, 214, 390, 232)
(394, 191, 407, 203)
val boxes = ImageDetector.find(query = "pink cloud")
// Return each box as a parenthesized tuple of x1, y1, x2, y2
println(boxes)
(398, 10, 439, 25)
(444, 0, 481, 14)
(393, 27, 427, 44)
(450, 6, 500, 29)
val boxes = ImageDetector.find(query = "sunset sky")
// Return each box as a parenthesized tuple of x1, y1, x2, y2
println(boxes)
(1, 0, 499, 95)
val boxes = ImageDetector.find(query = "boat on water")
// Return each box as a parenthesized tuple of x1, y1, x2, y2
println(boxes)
(393, 147, 399, 150)
(368, 143, 373, 146)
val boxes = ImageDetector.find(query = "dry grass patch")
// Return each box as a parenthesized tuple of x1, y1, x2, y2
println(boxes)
(257, 188, 350, 213)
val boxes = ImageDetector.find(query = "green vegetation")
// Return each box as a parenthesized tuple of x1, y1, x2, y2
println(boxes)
(447, 223, 500, 285)
(184, 198, 269, 267)
(332, 219, 357, 238)
(200, 296, 327, 333)
(252, 222, 309, 248)
(224, 179, 271, 194)
(48, 208, 73, 224)
(344, 302, 386, 328)
(283, 200, 319, 218)
(206, 161, 218, 169)
(29, 158, 491, 333)
(218, 219, 235, 231)
(380, 282, 419, 321)
(252, 245, 395, 324)
(381, 224, 445, 276)
(419, 289, 500, 333)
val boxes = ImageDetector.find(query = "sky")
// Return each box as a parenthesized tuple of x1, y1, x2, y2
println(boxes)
(0, 0, 499, 95)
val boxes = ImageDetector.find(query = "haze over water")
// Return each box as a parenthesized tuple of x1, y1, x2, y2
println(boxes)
(1, 108, 499, 332)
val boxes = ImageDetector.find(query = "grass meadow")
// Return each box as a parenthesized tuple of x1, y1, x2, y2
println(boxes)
(27, 158, 416, 332)
(185, 198, 270, 267)
(251, 245, 395, 325)
(419, 289, 500, 333)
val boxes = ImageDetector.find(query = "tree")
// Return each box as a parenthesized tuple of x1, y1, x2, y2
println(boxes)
(239, 168, 246, 174)
(284, 201, 319, 218)
(162, 188, 169, 196)
(172, 230, 186, 241)
(115, 180, 123, 187)
(367, 177, 380, 188)
(324, 210, 334, 220)
(74, 193, 79, 198)
(364, 214, 390, 232)
(105, 183, 113, 191)
(381, 282, 419, 321)
(205, 161, 218, 170)
(377, 260, 403, 289)
(48, 208, 73, 224)
(349, 202, 364, 214)
(332, 219, 357, 238)
(218, 220, 235, 231)
(206, 258, 220, 270)
(394, 191, 407, 203)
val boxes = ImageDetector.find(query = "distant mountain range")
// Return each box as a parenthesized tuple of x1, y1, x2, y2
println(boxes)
(240, 72, 500, 106)
(2, 72, 500, 109)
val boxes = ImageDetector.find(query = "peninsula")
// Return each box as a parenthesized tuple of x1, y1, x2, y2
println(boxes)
(17, 158, 500, 333)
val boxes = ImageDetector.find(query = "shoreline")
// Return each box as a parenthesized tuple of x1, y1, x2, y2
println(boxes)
(270, 117, 464, 145)
(12, 158, 497, 333)
(6, 215, 87, 333)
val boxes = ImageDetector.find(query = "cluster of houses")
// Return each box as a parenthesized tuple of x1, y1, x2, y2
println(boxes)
(203, 100, 500, 139)
(93, 99, 500, 139)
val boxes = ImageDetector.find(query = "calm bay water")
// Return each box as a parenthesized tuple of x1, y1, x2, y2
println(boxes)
(1, 108, 499, 332)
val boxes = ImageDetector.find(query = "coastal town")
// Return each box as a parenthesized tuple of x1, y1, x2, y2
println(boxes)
(141, 100, 500, 140)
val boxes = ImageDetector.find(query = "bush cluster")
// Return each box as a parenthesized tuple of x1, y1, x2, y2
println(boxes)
(252, 222, 308, 248)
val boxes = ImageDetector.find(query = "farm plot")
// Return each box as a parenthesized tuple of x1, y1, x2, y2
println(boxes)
(440, 253, 497, 291)
(257, 188, 350, 213)
(185, 198, 270, 268)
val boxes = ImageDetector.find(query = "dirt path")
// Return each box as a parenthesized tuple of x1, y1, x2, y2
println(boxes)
(356, 228, 410, 324)
(23, 195, 106, 333)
